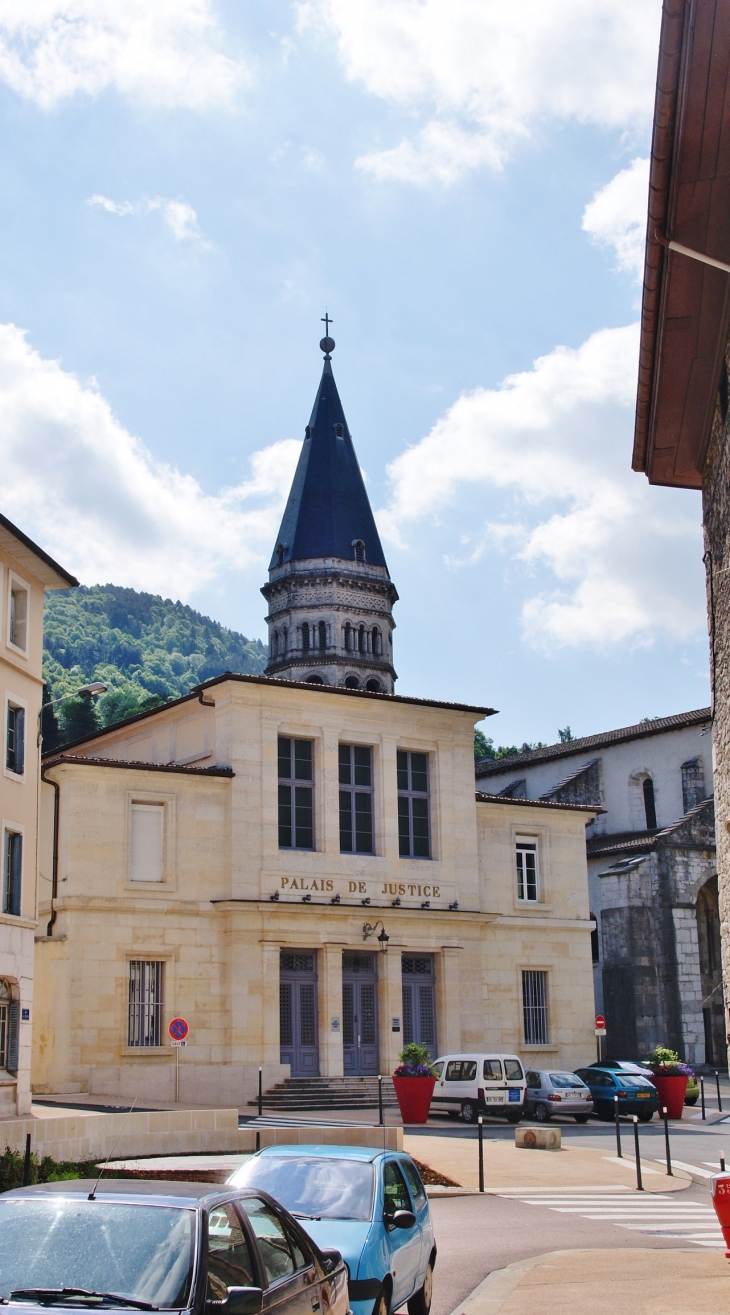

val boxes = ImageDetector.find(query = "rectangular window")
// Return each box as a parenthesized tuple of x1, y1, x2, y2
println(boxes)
(8, 581, 28, 653)
(130, 803, 164, 882)
(339, 744, 374, 853)
(128, 960, 163, 1047)
(3, 831, 22, 916)
(397, 750, 430, 858)
(278, 737, 314, 849)
(516, 836, 538, 901)
(5, 704, 25, 776)
(522, 970, 549, 1045)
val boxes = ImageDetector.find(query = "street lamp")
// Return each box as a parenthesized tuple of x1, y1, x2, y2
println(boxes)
(39, 683, 108, 739)
(363, 920, 389, 952)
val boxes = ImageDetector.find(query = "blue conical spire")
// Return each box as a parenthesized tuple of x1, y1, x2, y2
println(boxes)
(270, 351, 388, 572)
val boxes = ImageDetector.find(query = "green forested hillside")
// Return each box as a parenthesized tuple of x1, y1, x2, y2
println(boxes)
(43, 584, 267, 747)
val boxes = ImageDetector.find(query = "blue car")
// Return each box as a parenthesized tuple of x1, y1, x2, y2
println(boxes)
(229, 1145, 436, 1315)
(574, 1066, 659, 1121)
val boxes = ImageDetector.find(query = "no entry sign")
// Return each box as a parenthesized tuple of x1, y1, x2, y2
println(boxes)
(595, 1015, 606, 1030)
(169, 1017, 189, 1042)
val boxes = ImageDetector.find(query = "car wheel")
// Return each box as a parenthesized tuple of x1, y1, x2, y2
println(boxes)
(637, 1109, 654, 1122)
(533, 1102, 550, 1122)
(506, 1109, 521, 1124)
(372, 1286, 390, 1315)
(685, 1098, 698, 1106)
(574, 1114, 589, 1124)
(407, 1261, 433, 1315)
(461, 1100, 477, 1123)
(596, 1101, 613, 1122)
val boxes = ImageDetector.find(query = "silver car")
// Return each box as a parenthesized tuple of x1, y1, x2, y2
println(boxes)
(524, 1069, 593, 1122)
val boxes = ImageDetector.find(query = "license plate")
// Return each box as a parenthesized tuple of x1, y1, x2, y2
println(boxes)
(487, 1095, 503, 1103)
(637, 1092, 650, 1098)
(508, 1089, 521, 1102)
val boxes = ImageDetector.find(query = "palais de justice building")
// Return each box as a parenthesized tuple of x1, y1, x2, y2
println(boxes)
(32, 337, 598, 1105)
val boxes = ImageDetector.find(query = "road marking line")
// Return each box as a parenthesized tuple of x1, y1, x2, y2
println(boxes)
(663, 1159, 715, 1178)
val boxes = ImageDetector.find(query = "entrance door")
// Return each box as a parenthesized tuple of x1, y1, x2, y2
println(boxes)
(401, 955, 437, 1059)
(342, 951, 379, 1074)
(280, 951, 319, 1076)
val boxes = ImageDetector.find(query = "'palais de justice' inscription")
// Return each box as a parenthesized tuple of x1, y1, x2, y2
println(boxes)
(278, 876, 440, 897)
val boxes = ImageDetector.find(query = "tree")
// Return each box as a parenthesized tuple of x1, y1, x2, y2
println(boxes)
(58, 696, 99, 744)
(474, 729, 495, 760)
(558, 726, 574, 743)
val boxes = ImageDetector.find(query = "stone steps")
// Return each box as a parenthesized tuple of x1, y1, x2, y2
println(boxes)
(249, 1076, 399, 1110)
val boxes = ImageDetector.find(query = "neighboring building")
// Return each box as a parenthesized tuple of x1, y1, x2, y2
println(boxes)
(0, 513, 77, 1114)
(476, 709, 719, 1067)
(32, 341, 599, 1104)
(632, 0, 730, 1067)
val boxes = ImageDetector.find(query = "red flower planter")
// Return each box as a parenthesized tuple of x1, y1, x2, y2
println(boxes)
(393, 1075, 436, 1125)
(649, 1073, 688, 1119)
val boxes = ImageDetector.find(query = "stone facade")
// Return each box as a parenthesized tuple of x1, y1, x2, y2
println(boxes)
(33, 676, 598, 1103)
(476, 712, 719, 1065)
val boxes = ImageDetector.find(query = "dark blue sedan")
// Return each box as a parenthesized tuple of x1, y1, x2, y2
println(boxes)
(575, 1066, 659, 1121)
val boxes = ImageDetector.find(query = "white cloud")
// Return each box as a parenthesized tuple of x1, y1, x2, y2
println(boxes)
(582, 157, 650, 279)
(0, 323, 300, 598)
(0, 1, 246, 110)
(86, 194, 210, 246)
(379, 323, 705, 649)
(299, 0, 661, 184)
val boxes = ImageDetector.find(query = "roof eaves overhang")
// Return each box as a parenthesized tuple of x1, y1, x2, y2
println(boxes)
(0, 514, 79, 589)
(634, 0, 730, 488)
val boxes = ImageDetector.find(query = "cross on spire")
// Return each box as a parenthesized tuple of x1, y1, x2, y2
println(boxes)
(321, 311, 333, 336)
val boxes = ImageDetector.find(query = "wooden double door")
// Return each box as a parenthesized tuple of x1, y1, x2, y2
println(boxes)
(279, 951, 319, 1076)
(342, 952, 379, 1075)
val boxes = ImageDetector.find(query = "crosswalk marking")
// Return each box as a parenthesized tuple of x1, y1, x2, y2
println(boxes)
(498, 1189, 725, 1249)
(664, 1159, 715, 1178)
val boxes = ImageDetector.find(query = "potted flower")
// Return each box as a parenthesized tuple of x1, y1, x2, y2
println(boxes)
(392, 1044, 438, 1125)
(644, 1046, 691, 1119)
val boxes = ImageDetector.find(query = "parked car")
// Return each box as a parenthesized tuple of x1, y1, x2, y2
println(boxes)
(229, 1145, 435, 1315)
(589, 1059, 700, 1107)
(430, 1053, 526, 1123)
(576, 1066, 659, 1121)
(523, 1070, 593, 1123)
(0, 1179, 349, 1315)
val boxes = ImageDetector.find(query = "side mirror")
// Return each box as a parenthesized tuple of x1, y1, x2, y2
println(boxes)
(319, 1249, 342, 1275)
(389, 1210, 416, 1230)
(207, 1287, 264, 1315)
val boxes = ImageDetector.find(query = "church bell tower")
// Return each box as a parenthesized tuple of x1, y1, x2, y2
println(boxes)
(262, 325, 398, 692)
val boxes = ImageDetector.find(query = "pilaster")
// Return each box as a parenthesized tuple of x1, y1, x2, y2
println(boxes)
(319, 945, 344, 1077)
(379, 949, 404, 1075)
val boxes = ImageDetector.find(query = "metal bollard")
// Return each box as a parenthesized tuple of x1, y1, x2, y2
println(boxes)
(633, 1117, 643, 1191)
(721, 1153, 726, 1172)
(258, 1066, 263, 1118)
(716, 1071, 723, 1113)
(22, 1133, 32, 1187)
(662, 1107, 673, 1176)
(478, 1116, 484, 1193)
(614, 1095, 622, 1158)
(701, 1076, 706, 1120)
(378, 1075, 384, 1127)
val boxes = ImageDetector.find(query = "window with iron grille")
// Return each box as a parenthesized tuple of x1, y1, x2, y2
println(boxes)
(515, 836, 538, 901)
(522, 970, 549, 1045)
(128, 960, 164, 1047)
(3, 831, 22, 916)
(6, 704, 25, 776)
(397, 751, 430, 858)
(278, 738, 314, 849)
(339, 745, 374, 853)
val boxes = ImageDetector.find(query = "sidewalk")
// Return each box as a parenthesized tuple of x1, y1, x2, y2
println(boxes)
(405, 1134, 692, 1193)
(448, 1249, 730, 1315)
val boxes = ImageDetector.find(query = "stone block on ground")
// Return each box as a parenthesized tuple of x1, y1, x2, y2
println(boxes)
(515, 1126, 561, 1150)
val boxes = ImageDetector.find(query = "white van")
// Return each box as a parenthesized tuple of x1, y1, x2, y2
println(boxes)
(430, 1053, 526, 1123)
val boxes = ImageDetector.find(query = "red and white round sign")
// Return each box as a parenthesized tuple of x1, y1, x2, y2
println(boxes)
(595, 1015, 606, 1030)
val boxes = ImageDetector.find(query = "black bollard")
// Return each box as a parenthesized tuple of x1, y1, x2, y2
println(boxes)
(255, 1130, 260, 1153)
(701, 1076, 706, 1120)
(478, 1116, 484, 1193)
(614, 1095, 622, 1158)
(258, 1067, 263, 1118)
(716, 1071, 723, 1113)
(721, 1153, 726, 1172)
(378, 1075, 384, 1127)
(633, 1117, 643, 1191)
(22, 1134, 31, 1187)
(662, 1107, 673, 1176)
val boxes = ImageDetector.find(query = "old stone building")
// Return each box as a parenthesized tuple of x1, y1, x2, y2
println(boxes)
(477, 710, 719, 1066)
(32, 339, 599, 1105)
(632, 0, 730, 1069)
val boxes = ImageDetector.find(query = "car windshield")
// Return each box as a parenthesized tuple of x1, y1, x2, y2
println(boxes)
(235, 1157, 374, 1222)
(0, 1199, 195, 1308)
(617, 1076, 655, 1089)
(548, 1074, 585, 1089)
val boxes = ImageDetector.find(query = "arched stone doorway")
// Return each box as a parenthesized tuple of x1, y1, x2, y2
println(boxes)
(696, 875, 724, 1065)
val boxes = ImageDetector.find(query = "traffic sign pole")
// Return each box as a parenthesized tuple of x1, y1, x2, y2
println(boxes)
(594, 1016, 607, 1064)
(168, 1019, 189, 1104)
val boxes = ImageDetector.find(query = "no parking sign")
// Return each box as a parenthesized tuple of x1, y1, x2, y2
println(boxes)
(169, 1017, 189, 1045)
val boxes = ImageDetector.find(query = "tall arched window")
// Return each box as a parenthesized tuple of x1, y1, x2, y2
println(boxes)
(272, 631, 279, 658)
(372, 627, 381, 656)
(358, 625, 366, 653)
(352, 540, 366, 562)
(302, 622, 310, 652)
(276, 543, 285, 567)
(344, 622, 351, 651)
(318, 621, 327, 650)
(643, 777, 657, 829)
(281, 627, 287, 653)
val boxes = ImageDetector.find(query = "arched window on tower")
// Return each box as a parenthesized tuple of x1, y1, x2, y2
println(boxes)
(302, 622, 310, 652)
(344, 622, 351, 651)
(358, 625, 366, 653)
(372, 627, 381, 656)
(352, 539, 366, 562)
(272, 631, 279, 658)
(334, 423, 344, 437)
(365, 678, 381, 693)
(345, 676, 359, 689)
(276, 543, 285, 567)
(282, 627, 287, 653)
(318, 621, 327, 650)
(643, 777, 657, 829)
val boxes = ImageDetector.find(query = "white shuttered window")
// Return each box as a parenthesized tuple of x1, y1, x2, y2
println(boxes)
(130, 803, 164, 882)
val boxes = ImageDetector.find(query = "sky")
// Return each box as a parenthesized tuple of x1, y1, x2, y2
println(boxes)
(0, 0, 712, 746)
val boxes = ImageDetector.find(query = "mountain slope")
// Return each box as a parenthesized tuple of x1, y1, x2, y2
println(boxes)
(43, 584, 267, 744)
